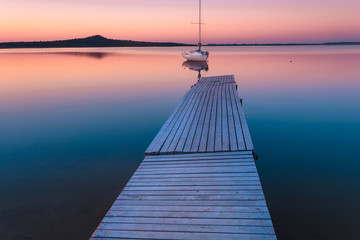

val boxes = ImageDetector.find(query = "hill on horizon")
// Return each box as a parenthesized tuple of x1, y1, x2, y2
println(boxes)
(0, 35, 192, 48)
(0, 35, 359, 49)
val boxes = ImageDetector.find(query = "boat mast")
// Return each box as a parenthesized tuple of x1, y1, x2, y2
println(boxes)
(198, 0, 202, 50)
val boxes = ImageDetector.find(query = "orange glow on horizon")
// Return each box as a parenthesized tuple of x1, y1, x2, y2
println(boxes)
(1, 0, 360, 44)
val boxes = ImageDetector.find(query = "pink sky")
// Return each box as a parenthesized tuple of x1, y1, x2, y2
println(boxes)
(1, 0, 359, 43)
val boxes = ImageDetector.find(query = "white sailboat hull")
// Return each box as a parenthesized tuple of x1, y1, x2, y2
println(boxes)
(182, 51, 209, 62)
(182, 0, 209, 62)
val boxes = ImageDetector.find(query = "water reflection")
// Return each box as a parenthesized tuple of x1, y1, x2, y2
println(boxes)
(182, 60, 209, 80)
(46, 51, 112, 59)
(0, 46, 360, 240)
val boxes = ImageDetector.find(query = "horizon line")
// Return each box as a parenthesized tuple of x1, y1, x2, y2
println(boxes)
(0, 35, 359, 46)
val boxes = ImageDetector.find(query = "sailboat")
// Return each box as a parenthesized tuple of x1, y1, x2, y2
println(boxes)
(182, 0, 209, 62)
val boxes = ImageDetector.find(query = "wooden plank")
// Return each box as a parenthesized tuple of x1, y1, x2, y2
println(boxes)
(133, 170, 257, 176)
(226, 79, 238, 151)
(206, 77, 219, 152)
(172, 79, 210, 153)
(148, 81, 203, 154)
(117, 194, 264, 201)
(157, 83, 205, 154)
(113, 199, 267, 206)
(142, 157, 253, 164)
(106, 205, 270, 213)
(123, 185, 263, 191)
(144, 154, 253, 162)
(145, 150, 253, 158)
(142, 162, 253, 168)
(142, 158, 254, 164)
(105, 210, 270, 219)
(120, 191, 264, 197)
(126, 180, 261, 185)
(161, 81, 209, 153)
(198, 79, 216, 152)
(139, 162, 255, 169)
(229, 77, 246, 150)
(125, 182, 261, 188)
(221, 77, 230, 151)
(139, 161, 255, 168)
(145, 90, 195, 155)
(100, 216, 272, 227)
(145, 154, 254, 161)
(182, 81, 213, 152)
(231, 82, 254, 150)
(93, 229, 276, 240)
(98, 222, 275, 234)
(144, 90, 193, 154)
(134, 166, 257, 173)
(215, 77, 223, 151)
(132, 173, 260, 179)
(190, 78, 214, 152)
(129, 176, 260, 182)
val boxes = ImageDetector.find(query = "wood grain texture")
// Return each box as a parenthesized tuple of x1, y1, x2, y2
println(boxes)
(91, 153, 276, 240)
(91, 75, 276, 240)
(145, 75, 253, 155)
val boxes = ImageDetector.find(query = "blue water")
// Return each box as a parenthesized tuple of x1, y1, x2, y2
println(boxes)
(0, 46, 359, 239)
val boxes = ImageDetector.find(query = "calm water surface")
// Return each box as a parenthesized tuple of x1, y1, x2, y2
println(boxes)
(1, 46, 359, 240)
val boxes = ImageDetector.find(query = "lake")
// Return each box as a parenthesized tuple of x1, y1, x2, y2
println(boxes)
(1, 46, 359, 240)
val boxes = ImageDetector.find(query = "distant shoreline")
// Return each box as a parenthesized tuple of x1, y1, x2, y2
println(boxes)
(207, 42, 360, 46)
(0, 35, 359, 49)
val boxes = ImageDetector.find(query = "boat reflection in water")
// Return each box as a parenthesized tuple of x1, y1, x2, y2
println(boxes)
(182, 60, 209, 81)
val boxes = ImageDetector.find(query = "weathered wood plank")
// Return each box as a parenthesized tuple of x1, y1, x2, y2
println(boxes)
(143, 157, 254, 163)
(190, 79, 214, 152)
(231, 82, 254, 150)
(132, 173, 260, 179)
(148, 78, 209, 154)
(129, 176, 260, 182)
(156, 83, 205, 154)
(226, 79, 238, 151)
(106, 205, 270, 213)
(125, 182, 261, 188)
(145, 150, 253, 158)
(93, 229, 276, 240)
(198, 79, 216, 152)
(139, 162, 255, 169)
(98, 222, 275, 234)
(173, 80, 211, 153)
(206, 77, 219, 152)
(133, 167, 257, 174)
(123, 185, 263, 191)
(144, 154, 253, 162)
(120, 190, 264, 195)
(117, 194, 264, 201)
(144, 90, 192, 154)
(229, 77, 246, 150)
(215, 78, 223, 152)
(162, 81, 209, 153)
(105, 210, 271, 219)
(100, 216, 272, 227)
(221, 77, 230, 151)
(182, 81, 213, 152)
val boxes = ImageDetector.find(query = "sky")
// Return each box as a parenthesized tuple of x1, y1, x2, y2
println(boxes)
(1, 0, 359, 44)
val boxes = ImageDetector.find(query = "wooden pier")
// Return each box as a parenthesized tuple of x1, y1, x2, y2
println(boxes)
(91, 75, 276, 240)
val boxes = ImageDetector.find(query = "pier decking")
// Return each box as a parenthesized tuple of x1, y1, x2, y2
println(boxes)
(91, 75, 276, 240)
(145, 75, 253, 155)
